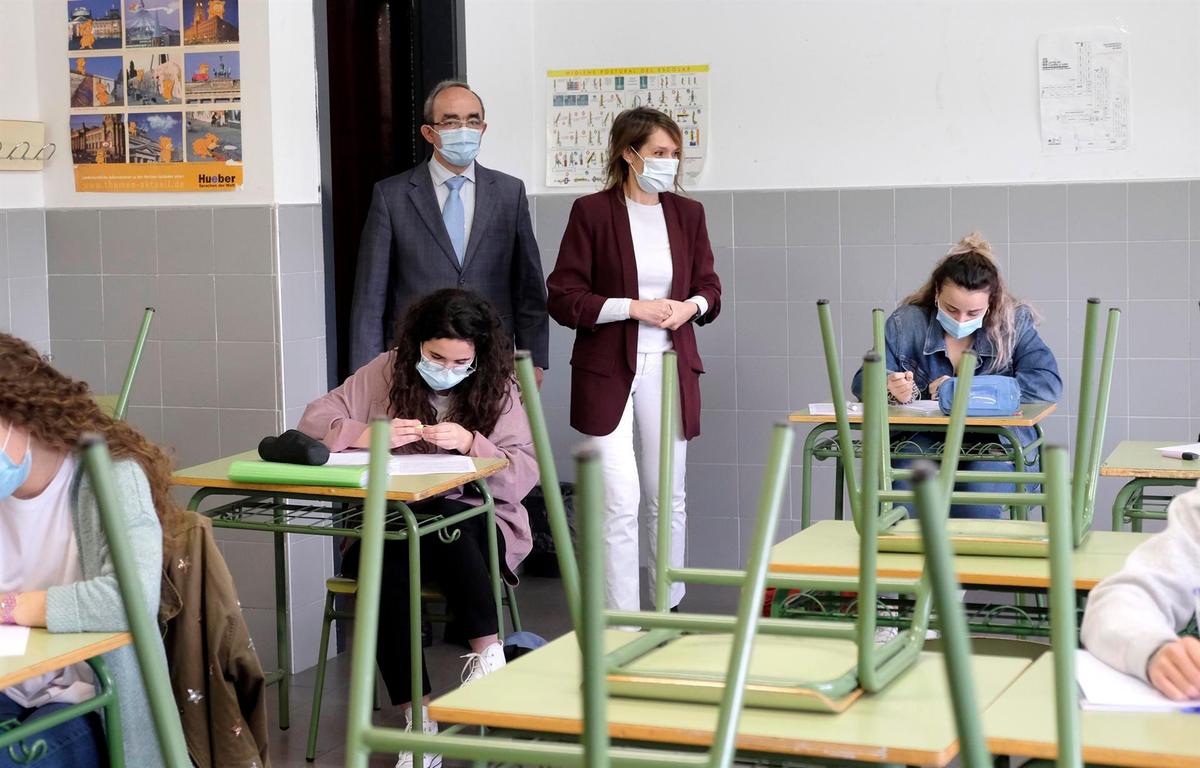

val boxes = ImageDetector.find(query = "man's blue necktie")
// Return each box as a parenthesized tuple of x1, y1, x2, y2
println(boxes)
(443, 175, 467, 265)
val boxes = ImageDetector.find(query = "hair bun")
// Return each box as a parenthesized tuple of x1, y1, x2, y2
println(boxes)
(950, 231, 994, 260)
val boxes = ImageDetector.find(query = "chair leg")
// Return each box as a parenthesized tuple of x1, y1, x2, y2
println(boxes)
(505, 583, 522, 633)
(305, 591, 337, 762)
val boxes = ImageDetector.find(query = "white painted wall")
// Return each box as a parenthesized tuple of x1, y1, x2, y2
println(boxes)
(3, 0, 320, 209)
(0, 0, 47, 208)
(466, 0, 1200, 193)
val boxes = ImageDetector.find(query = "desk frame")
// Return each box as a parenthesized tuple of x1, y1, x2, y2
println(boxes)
(175, 476, 502, 732)
(795, 413, 1051, 529)
(0, 637, 129, 767)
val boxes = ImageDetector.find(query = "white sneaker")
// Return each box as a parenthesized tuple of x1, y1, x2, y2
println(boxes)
(459, 641, 506, 684)
(395, 706, 440, 768)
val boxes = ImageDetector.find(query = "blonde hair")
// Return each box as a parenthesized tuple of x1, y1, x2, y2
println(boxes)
(903, 232, 1034, 373)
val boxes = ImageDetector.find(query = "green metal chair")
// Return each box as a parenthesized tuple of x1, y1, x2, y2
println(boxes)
(817, 297, 1119, 556)
(303, 575, 522, 761)
(514, 348, 975, 714)
(79, 433, 192, 767)
(912, 444, 1082, 768)
(341, 418, 758, 768)
(93, 306, 155, 421)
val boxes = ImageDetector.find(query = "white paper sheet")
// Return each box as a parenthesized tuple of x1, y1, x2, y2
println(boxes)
(807, 402, 864, 416)
(0, 625, 30, 657)
(894, 400, 943, 414)
(325, 451, 477, 476)
(1077, 648, 1200, 712)
(1156, 442, 1200, 459)
(1038, 29, 1131, 153)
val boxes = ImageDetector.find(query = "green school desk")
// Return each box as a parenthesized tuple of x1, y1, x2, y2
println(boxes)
(768, 520, 1148, 636)
(429, 630, 1032, 767)
(172, 450, 506, 730)
(790, 403, 1057, 528)
(0, 630, 131, 765)
(1102, 440, 1200, 531)
(984, 653, 1200, 767)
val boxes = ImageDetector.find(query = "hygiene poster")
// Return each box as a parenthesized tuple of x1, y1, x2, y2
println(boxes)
(545, 65, 708, 188)
(67, 0, 243, 192)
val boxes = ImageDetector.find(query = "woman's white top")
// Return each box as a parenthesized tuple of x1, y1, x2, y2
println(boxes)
(0, 454, 96, 707)
(597, 197, 708, 353)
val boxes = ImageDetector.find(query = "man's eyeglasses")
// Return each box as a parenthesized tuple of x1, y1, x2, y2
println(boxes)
(431, 118, 484, 130)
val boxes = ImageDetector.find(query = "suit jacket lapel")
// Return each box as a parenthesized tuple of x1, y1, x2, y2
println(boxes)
(407, 161, 461, 271)
(609, 188, 640, 372)
(608, 188, 639, 300)
(661, 193, 689, 300)
(462, 164, 497, 271)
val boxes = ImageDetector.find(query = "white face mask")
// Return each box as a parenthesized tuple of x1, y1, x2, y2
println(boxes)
(630, 147, 678, 194)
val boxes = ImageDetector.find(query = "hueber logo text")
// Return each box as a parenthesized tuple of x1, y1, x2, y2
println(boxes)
(198, 172, 237, 188)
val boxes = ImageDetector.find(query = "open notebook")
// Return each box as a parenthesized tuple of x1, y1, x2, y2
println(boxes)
(0, 625, 30, 657)
(1077, 648, 1200, 712)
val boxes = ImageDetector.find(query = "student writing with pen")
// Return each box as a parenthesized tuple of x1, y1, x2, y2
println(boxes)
(851, 233, 1062, 518)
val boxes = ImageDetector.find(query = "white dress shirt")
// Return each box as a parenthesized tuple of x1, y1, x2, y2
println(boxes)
(597, 198, 709, 352)
(429, 156, 477, 247)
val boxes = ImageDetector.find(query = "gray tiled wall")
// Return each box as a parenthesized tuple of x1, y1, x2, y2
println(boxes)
(0, 209, 51, 354)
(531, 180, 1200, 568)
(40, 203, 331, 674)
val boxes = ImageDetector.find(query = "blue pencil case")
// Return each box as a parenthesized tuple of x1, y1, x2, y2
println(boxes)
(937, 375, 1021, 417)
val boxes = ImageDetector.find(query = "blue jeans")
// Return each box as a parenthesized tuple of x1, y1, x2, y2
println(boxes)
(0, 692, 104, 768)
(891, 431, 1039, 520)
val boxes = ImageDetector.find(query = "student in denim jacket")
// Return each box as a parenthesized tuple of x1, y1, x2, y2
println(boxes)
(852, 233, 1062, 518)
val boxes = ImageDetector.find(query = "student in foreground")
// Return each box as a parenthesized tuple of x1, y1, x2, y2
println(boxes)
(1082, 485, 1200, 700)
(0, 334, 180, 768)
(298, 289, 537, 768)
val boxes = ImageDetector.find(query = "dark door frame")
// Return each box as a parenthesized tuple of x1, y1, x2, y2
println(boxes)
(313, 0, 466, 387)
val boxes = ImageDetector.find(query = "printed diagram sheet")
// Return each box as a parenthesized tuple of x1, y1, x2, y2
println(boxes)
(546, 65, 708, 187)
(1038, 30, 1130, 153)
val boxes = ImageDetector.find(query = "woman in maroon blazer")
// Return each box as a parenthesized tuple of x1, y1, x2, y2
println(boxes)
(546, 107, 722, 612)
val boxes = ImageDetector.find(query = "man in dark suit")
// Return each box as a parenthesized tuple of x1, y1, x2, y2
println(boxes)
(350, 80, 548, 381)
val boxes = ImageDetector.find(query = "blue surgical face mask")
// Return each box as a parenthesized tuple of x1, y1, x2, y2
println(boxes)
(0, 425, 32, 500)
(631, 148, 678, 194)
(936, 301, 986, 340)
(436, 127, 482, 167)
(416, 355, 475, 391)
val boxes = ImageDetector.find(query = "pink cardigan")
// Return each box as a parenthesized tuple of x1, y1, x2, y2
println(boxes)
(297, 351, 537, 575)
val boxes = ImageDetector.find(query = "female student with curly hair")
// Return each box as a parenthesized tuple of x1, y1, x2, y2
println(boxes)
(299, 288, 537, 768)
(0, 333, 183, 768)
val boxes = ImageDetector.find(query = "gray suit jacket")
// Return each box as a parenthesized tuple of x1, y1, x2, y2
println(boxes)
(349, 160, 549, 370)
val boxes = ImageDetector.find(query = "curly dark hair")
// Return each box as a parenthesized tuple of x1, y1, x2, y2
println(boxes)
(0, 333, 183, 553)
(388, 290, 515, 445)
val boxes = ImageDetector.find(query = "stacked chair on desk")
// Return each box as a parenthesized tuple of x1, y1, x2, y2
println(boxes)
(92, 306, 155, 421)
(911, 447, 1084, 767)
(338, 418, 761, 768)
(513, 348, 976, 716)
(816, 297, 1120, 556)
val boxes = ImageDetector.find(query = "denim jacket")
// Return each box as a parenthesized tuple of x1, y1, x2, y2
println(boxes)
(851, 303, 1062, 445)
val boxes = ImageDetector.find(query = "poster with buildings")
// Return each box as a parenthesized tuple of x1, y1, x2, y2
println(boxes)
(67, 0, 243, 191)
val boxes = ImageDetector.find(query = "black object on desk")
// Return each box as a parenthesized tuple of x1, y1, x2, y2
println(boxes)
(258, 429, 331, 465)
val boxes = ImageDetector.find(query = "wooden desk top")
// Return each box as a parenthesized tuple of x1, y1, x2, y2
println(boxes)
(430, 630, 1031, 766)
(789, 402, 1056, 427)
(1101, 441, 1200, 481)
(172, 450, 508, 502)
(0, 630, 131, 689)
(984, 653, 1200, 767)
(769, 520, 1149, 590)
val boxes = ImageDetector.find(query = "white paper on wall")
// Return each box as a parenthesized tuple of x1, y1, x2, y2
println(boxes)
(546, 65, 708, 188)
(1038, 29, 1131, 153)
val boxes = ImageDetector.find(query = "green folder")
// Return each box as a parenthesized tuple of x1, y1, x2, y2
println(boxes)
(228, 460, 368, 488)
